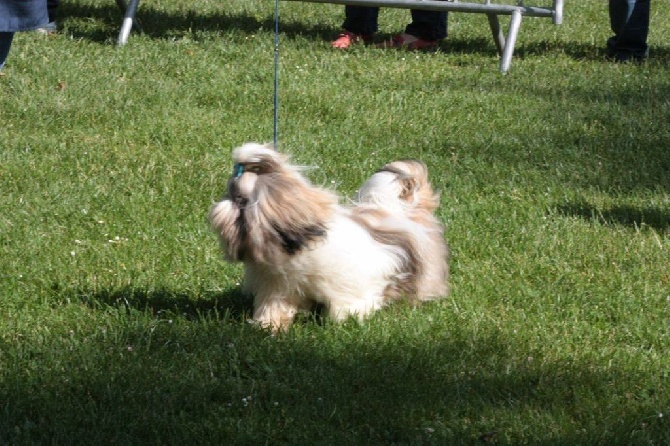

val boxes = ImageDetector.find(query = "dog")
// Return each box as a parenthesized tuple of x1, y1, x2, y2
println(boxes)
(209, 143, 449, 331)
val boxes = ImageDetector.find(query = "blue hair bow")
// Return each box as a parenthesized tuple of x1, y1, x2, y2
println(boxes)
(233, 163, 244, 178)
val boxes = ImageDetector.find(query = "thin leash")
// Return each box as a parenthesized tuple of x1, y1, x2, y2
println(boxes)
(273, 0, 280, 150)
(234, 6, 280, 180)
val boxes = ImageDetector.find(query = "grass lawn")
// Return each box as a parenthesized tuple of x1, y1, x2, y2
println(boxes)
(1, 1, 668, 444)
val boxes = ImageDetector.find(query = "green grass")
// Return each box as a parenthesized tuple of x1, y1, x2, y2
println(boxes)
(1, 1, 669, 444)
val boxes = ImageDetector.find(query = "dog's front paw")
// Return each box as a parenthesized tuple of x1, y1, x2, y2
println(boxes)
(252, 299, 299, 333)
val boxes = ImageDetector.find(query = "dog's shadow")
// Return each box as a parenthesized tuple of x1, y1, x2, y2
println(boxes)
(73, 285, 329, 327)
(75, 286, 252, 322)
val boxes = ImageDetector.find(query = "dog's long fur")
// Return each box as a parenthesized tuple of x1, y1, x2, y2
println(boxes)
(356, 159, 450, 300)
(209, 143, 449, 331)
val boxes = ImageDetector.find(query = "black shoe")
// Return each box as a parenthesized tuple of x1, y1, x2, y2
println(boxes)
(606, 49, 648, 64)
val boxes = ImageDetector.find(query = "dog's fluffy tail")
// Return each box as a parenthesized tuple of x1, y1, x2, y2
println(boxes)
(356, 159, 440, 214)
(355, 159, 450, 301)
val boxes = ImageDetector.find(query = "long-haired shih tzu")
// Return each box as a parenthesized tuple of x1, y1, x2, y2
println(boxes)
(209, 142, 449, 331)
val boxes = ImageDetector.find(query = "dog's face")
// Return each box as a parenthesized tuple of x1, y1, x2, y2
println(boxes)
(210, 143, 337, 264)
(226, 143, 288, 207)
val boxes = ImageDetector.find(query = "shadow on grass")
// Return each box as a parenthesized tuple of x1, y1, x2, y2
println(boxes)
(1, 307, 666, 444)
(60, 2, 334, 44)
(519, 39, 670, 65)
(70, 285, 331, 327)
(74, 285, 254, 321)
(59, 1, 496, 55)
(556, 201, 670, 232)
(458, 65, 670, 194)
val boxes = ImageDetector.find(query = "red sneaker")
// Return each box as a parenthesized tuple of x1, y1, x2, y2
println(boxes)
(376, 33, 438, 50)
(331, 30, 373, 49)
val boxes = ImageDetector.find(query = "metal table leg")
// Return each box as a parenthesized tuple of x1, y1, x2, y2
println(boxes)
(486, 13, 505, 56)
(117, 0, 141, 45)
(499, 8, 522, 73)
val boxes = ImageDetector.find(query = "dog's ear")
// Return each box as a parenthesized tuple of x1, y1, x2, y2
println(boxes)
(230, 167, 337, 263)
(209, 199, 246, 261)
(257, 173, 335, 254)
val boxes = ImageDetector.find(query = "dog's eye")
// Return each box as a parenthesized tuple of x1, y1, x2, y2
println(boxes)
(233, 163, 244, 178)
(248, 165, 262, 174)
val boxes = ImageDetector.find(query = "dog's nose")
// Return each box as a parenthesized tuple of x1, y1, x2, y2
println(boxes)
(228, 179, 248, 206)
(234, 195, 249, 207)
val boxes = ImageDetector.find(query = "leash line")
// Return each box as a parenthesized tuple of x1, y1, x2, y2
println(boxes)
(273, 0, 280, 149)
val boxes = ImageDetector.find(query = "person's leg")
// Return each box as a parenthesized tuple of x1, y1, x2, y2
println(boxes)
(405, 9, 448, 41)
(0, 32, 15, 71)
(36, 0, 60, 33)
(47, 0, 60, 23)
(608, 0, 649, 61)
(332, 6, 379, 48)
(378, 8, 446, 49)
(342, 6, 379, 36)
